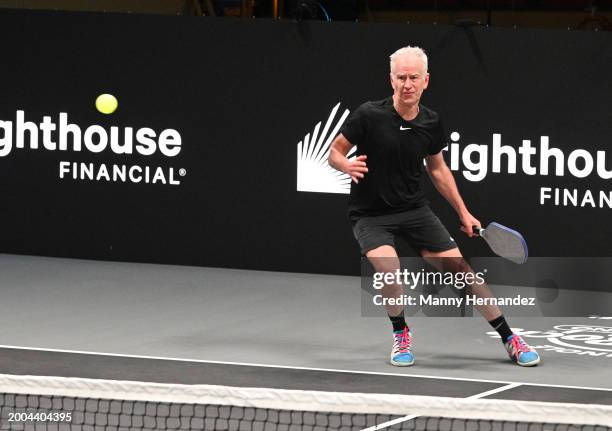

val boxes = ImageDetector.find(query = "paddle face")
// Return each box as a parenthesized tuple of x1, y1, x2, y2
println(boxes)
(477, 222, 528, 264)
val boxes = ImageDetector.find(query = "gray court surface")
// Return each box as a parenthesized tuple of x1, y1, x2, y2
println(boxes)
(0, 253, 611, 408)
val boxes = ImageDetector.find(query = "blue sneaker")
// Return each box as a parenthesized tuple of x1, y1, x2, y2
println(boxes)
(505, 334, 541, 366)
(390, 327, 414, 366)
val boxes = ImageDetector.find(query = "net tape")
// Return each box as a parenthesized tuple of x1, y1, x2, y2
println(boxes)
(0, 374, 611, 430)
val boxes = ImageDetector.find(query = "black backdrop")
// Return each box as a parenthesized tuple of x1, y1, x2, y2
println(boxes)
(0, 9, 610, 275)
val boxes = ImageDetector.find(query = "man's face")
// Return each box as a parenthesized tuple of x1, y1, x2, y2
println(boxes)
(390, 55, 429, 106)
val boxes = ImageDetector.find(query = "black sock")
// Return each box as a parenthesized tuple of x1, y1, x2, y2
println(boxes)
(389, 310, 408, 332)
(489, 315, 513, 341)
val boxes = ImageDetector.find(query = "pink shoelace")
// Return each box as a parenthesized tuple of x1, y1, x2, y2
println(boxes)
(509, 335, 530, 353)
(394, 328, 412, 352)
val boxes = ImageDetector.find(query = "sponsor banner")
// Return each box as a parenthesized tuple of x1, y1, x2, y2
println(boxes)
(297, 104, 612, 209)
(0, 9, 610, 274)
(0, 111, 185, 186)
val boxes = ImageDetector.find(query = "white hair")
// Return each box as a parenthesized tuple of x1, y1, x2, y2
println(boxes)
(389, 46, 428, 74)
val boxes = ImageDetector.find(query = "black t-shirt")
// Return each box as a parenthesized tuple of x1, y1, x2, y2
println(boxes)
(339, 97, 446, 221)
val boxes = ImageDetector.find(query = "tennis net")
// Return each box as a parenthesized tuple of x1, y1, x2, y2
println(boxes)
(0, 374, 611, 430)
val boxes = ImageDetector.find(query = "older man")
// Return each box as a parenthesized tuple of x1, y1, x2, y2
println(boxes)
(328, 46, 540, 367)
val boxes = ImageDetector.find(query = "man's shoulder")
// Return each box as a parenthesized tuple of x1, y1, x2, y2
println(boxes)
(416, 104, 443, 128)
(353, 97, 393, 117)
(418, 104, 440, 120)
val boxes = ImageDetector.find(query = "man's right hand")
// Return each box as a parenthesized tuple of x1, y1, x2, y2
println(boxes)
(343, 155, 368, 184)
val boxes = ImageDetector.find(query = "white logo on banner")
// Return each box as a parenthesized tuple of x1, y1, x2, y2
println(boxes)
(487, 324, 612, 358)
(0, 110, 185, 186)
(446, 132, 612, 209)
(296, 103, 355, 194)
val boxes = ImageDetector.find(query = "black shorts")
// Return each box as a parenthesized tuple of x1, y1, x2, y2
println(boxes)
(351, 206, 457, 255)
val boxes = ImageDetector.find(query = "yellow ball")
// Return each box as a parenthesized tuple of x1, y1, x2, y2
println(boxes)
(95, 94, 118, 114)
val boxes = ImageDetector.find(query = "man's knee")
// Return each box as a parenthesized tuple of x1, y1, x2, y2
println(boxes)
(422, 248, 470, 273)
(366, 245, 400, 273)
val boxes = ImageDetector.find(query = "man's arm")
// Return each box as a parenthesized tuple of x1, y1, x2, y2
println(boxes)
(328, 134, 368, 184)
(425, 152, 480, 236)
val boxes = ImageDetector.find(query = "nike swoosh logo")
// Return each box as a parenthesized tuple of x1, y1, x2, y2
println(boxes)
(400, 126, 411, 130)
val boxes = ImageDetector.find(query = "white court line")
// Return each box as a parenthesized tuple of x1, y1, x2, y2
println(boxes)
(360, 383, 522, 431)
(361, 413, 419, 430)
(464, 383, 523, 399)
(0, 344, 610, 392)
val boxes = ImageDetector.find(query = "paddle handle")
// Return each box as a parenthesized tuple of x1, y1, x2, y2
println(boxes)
(472, 225, 484, 236)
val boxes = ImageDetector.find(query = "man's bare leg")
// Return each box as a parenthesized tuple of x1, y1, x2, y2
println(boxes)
(420, 247, 501, 321)
(365, 245, 403, 317)
(421, 247, 541, 366)
(366, 245, 414, 366)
